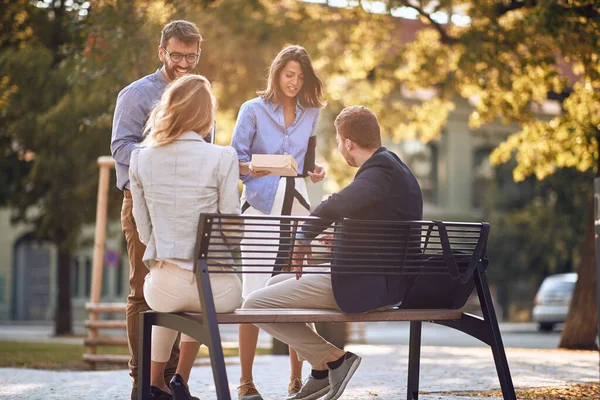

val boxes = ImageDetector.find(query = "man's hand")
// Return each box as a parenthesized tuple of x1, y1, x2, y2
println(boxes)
(319, 233, 334, 252)
(292, 240, 311, 279)
(307, 162, 326, 183)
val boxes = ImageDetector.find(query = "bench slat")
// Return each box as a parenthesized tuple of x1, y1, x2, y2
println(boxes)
(178, 308, 463, 324)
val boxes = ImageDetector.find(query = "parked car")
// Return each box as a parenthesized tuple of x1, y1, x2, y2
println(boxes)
(532, 273, 577, 332)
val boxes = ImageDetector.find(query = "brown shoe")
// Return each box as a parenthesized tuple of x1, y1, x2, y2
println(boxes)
(288, 377, 303, 395)
(237, 380, 263, 400)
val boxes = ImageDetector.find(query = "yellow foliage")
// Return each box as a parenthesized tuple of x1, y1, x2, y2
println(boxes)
(213, 109, 237, 146)
(137, 0, 175, 25)
(490, 112, 598, 182)
(0, 77, 18, 110)
(392, 99, 456, 143)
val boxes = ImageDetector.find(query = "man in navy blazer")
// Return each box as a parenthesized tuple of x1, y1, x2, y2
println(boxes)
(243, 106, 423, 400)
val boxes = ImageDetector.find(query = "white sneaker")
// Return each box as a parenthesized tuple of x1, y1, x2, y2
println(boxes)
(323, 352, 362, 400)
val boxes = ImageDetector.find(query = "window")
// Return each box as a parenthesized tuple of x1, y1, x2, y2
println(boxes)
(400, 140, 438, 205)
(472, 148, 494, 208)
(85, 257, 92, 297)
(71, 257, 80, 297)
(116, 258, 123, 297)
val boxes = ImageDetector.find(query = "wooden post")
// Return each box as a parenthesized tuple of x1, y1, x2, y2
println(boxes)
(86, 156, 115, 369)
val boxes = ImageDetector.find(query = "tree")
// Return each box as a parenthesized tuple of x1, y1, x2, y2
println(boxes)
(0, 0, 48, 205)
(0, 0, 339, 335)
(320, 1, 599, 348)
(0, 0, 88, 334)
(484, 165, 592, 315)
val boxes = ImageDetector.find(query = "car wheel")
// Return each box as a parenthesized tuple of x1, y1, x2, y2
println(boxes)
(538, 322, 554, 332)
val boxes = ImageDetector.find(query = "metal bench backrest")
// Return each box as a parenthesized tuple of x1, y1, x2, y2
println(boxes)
(194, 214, 489, 310)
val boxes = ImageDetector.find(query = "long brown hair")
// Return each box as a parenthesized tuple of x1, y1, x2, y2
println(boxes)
(142, 75, 216, 147)
(258, 45, 326, 109)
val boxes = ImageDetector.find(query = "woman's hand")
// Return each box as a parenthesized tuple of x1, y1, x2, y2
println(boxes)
(240, 162, 270, 179)
(307, 162, 326, 184)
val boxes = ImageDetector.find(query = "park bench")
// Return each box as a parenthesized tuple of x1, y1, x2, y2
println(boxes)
(138, 214, 516, 400)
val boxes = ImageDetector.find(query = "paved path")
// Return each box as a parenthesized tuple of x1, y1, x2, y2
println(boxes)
(0, 321, 566, 349)
(1, 344, 597, 399)
(351, 321, 565, 349)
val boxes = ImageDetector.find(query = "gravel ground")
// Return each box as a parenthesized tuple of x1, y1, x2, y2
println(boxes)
(0, 344, 597, 399)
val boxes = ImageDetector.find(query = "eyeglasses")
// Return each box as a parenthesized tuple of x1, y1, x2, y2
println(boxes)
(161, 46, 201, 64)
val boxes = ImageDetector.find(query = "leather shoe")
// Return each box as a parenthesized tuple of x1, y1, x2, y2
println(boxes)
(132, 383, 199, 400)
(150, 386, 173, 400)
(238, 380, 263, 400)
(169, 374, 196, 400)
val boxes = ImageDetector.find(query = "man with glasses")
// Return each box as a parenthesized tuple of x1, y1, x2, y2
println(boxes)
(110, 20, 202, 400)
(160, 40, 201, 81)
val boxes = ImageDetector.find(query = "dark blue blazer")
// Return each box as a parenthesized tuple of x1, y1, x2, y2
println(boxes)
(301, 147, 423, 313)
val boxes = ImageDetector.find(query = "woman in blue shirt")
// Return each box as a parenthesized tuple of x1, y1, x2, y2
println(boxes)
(231, 45, 326, 399)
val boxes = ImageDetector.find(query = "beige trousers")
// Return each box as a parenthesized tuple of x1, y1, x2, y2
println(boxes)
(144, 261, 242, 362)
(242, 273, 341, 366)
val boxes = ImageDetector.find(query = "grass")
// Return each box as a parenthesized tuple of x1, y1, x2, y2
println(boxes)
(0, 341, 270, 371)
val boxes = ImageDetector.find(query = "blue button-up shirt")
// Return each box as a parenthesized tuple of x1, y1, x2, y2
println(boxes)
(231, 97, 320, 214)
(111, 69, 169, 190)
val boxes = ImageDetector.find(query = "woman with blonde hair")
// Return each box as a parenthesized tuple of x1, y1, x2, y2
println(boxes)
(130, 74, 242, 400)
(231, 44, 327, 400)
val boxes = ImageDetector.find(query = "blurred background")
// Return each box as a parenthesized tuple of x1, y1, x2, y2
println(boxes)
(0, 0, 598, 356)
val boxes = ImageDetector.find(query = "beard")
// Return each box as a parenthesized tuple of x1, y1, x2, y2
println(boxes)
(341, 149, 357, 168)
(164, 62, 195, 81)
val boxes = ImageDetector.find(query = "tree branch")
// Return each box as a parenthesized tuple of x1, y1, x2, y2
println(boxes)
(496, 1, 598, 21)
(574, 4, 600, 19)
(398, 0, 457, 45)
(494, 0, 536, 17)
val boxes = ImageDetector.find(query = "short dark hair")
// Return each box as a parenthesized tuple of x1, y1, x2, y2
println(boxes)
(334, 106, 382, 149)
(160, 20, 202, 49)
(258, 45, 326, 109)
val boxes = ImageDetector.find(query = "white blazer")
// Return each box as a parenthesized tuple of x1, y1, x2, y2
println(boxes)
(129, 131, 241, 269)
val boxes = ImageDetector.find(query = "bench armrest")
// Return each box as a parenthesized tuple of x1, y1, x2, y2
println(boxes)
(433, 221, 490, 284)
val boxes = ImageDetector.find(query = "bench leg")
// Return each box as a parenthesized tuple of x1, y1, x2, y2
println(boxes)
(489, 335, 516, 400)
(197, 259, 232, 400)
(407, 321, 421, 400)
(206, 331, 231, 399)
(475, 271, 516, 400)
(138, 311, 154, 400)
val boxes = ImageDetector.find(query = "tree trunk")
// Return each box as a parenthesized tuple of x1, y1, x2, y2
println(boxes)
(54, 246, 73, 336)
(51, 0, 65, 66)
(558, 200, 597, 349)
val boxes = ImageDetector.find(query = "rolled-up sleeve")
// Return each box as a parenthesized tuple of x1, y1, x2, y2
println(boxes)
(218, 147, 242, 246)
(129, 149, 152, 245)
(111, 87, 144, 166)
(230, 102, 256, 182)
(218, 147, 242, 215)
(309, 109, 320, 137)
